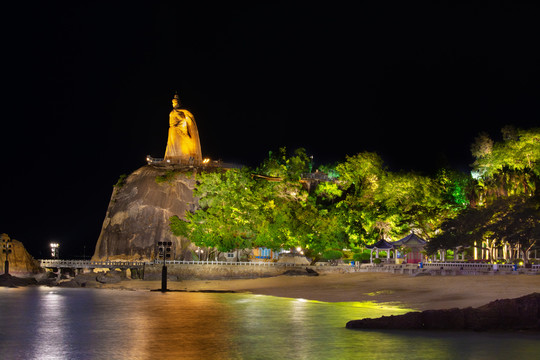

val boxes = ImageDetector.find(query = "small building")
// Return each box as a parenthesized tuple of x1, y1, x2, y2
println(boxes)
(251, 247, 278, 261)
(366, 239, 395, 263)
(391, 233, 427, 264)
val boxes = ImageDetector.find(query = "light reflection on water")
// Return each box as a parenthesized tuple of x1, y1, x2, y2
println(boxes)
(0, 287, 538, 359)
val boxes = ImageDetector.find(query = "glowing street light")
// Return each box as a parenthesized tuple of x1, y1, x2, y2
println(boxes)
(195, 247, 203, 261)
(50, 243, 60, 259)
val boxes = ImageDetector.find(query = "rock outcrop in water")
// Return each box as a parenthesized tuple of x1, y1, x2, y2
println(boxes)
(92, 165, 201, 261)
(346, 293, 540, 331)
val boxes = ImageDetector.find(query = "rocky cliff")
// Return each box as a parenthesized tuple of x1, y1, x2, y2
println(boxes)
(0, 234, 40, 275)
(92, 165, 200, 261)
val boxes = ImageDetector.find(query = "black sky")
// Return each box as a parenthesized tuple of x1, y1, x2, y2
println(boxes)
(2, 2, 539, 258)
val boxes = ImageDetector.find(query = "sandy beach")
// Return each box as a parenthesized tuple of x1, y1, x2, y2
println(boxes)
(100, 272, 540, 311)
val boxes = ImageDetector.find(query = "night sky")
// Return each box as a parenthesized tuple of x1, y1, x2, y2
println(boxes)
(2, 3, 539, 258)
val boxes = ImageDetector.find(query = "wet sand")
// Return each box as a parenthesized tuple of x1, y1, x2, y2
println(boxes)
(101, 272, 540, 310)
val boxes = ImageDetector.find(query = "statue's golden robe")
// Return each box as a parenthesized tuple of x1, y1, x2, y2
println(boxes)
(164, 108, 202, 163)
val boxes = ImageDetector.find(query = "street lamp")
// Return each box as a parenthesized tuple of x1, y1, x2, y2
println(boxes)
(195, 247, 203, 261)
(50, 243, 59, 259)
(157, 241, 173, 263)
(2, 235, 12, 275)
(157, 241, 173, 292)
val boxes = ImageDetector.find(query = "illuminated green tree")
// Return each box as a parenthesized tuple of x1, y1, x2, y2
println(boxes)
(258, 147, 312, 180)
(173, 136, 538, 261)
(472, 127, 540, 178)
(333, 152, 385, 246)
(428, 127, 540, 260)
(436, 168, 471, 209)
(427, 195, 540, 264)
(171, 151, 349, 262)
(333, 152, 459, 246)
(170, 169, 259, 260)
(251, 179, 309, 251)
(336, 152, 384, 197)
(314, 182, 343, 204)
(471, 127, 540, 202)
(377, 171, 448, 237)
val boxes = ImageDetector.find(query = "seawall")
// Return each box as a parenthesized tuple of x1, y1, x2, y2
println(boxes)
(142, 263, 358, 280)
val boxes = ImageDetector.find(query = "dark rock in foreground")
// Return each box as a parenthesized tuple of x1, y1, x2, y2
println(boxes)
(282, 267, 319, 276)
(0, 273, 37, 287)
(346, 293, 540, 332)
(96, 270, 125, 284)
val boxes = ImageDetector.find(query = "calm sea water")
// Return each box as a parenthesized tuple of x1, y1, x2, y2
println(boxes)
(0, 287, 538, 360)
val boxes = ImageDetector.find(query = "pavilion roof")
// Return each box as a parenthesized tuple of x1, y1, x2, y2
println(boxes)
(391, 233, 427, 247)
(366, 239, 395, 250)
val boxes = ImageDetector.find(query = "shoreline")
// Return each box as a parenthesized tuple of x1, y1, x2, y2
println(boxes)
(93, 272, 540, 311)
(3, 272, 539, 311)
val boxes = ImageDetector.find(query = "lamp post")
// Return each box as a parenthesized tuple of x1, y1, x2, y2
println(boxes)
(196, 247, 203, 261)
(2, 235, 12, 275)
(157, 241, 173, 292)
(50, 243, 60, 259)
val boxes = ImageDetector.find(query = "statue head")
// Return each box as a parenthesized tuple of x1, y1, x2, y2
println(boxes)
(172, 93, 181, 109)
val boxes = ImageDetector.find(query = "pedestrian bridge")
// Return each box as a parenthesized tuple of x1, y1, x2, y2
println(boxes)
(39, 259, 146, 270)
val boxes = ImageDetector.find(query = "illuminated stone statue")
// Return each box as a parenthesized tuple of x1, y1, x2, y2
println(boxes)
(164, 94, 202, 163)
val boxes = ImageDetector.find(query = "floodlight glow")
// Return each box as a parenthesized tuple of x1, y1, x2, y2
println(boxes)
(471, 170, 482, 180)
(50, 243, 59, 258)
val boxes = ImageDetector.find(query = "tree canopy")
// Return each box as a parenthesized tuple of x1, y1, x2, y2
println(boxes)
(472, 127, 540, 178)
(427, 195, 540, 262)
(171, 148, 467, 260)
(471, 127, 540, 202)
(429, 127, 540, 262)
(334, 152, 467, 246)
(170, 127, 539, 263)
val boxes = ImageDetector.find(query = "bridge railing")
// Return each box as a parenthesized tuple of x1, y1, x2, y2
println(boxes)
(38, 259, 307, 268)
(38, 259, 540, 270)
(39, 260, 146, 268)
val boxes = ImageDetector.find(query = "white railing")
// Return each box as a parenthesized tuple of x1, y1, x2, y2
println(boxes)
(422, 262, 519, 271)
(39, 259, 540, 271)
(146, 156, 225, 167)
(152, 260, 301, 267)
(39, 259, 306, 268)
(39, 260, 146, 268)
